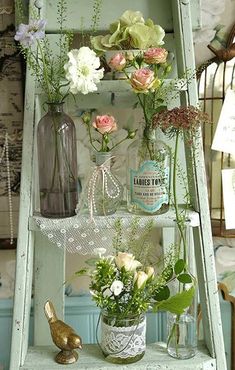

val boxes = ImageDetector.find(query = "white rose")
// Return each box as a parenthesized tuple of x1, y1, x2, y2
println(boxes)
(134, 271, 149, 289)
(146, 266, 154, 279)
(115, 252, 142, 272)
(110, 280, 124, 296)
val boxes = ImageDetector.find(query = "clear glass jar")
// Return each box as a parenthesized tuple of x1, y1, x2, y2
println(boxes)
(167, 223, 197, 359)
(100, 311, 146, 364)
(126, 128, 171, 215)
(86, 151, 123, 216)
(167, 312, 197, 359)
(37, 102, 78, 218)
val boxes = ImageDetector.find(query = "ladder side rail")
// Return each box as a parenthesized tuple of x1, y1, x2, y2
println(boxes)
(171, 1, 227, 369)
(9, 67, 36, 370)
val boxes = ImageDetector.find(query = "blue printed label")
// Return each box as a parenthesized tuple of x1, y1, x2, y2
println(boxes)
(130, 161, 169, 213)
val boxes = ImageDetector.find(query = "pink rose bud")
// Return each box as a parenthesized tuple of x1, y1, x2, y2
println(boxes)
(143, 48, 168, 64)
(130, 68, 155, 92)
(108, 53, 126, 71)
(92, 115, 117, 134)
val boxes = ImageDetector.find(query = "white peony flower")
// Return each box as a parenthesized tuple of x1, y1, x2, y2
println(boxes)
(64, 47, 104, 95)
(110, 280, 124, 296)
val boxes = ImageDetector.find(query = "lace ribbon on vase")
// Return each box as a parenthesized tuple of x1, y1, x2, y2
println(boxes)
(101, 317, 146, 359)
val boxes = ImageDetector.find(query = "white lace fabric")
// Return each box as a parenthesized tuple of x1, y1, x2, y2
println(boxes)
(101, 317, 146, 359)
(34, 212, 159, 254)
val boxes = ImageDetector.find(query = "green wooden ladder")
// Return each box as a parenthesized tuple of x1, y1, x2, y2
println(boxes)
(9, 0, 227, 369)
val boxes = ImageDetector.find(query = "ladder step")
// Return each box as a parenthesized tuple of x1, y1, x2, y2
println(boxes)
(20, 344, 216, 369)
(29, 207, 200, 231)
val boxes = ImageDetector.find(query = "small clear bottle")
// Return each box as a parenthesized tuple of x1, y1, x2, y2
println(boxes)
(86, 151, 123, 216)
(126, 128, 171, 215)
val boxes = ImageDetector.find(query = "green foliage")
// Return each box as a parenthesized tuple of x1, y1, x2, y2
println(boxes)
(153, 285, 170, 301)
(174, 259, 185, 275)
(91, 0, 103, 34)
(15, 0, 73, 103)
(153, 286, 195, 315)
(177, 273, 193, 284)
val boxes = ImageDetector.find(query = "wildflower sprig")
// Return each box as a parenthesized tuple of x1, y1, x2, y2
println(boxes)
(152, 105, 210, 273)
(14, 0, 104, 103)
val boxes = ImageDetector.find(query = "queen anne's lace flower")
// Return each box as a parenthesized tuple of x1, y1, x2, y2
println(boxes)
(14, 19, 46, 47)
(64, 47, 104, 95)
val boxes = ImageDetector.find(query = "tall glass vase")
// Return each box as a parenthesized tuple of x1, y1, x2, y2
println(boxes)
(167, 223, 197, 359)
(37, 102, 78, 218)
(126, 128, 171, 215)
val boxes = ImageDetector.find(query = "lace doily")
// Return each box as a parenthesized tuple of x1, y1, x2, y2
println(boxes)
(101, 317, 146, 359)
(34, 212, 160, 255)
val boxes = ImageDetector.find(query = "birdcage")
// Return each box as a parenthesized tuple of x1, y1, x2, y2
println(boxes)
(198, 23, 235, 237)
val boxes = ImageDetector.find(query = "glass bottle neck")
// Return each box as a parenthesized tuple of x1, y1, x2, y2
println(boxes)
(95, 151, 112, 166)
(47, 102, 64, 113)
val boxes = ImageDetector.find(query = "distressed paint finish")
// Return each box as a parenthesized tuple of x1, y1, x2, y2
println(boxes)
(10, 0, 226, 369)
(34, 233, 65, 346)
(171, 1, 227, 369)
(9, 64, 35, 369)
(44, 0, 200, 32)
(20, 344, 216, 370)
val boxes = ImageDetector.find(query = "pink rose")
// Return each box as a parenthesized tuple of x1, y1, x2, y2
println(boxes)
(143, 48, 168, 64)
(108, 53, 126, 71)
(130, 68, 155, 92)
(92, 115, 117, 134)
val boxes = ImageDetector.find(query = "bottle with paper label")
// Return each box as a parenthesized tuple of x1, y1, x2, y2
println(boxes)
(126, 128, 171, 215)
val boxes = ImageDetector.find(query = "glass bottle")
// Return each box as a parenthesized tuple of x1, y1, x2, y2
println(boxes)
(126, 128, 171, 215)
(167, 222, 197, 359)
(37, 102, 78, 218)
(167, 312, 197, 359)
(87, 151, 123, 216)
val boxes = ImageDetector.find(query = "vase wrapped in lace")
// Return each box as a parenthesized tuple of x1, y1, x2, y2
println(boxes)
(100, 311, 146, 364)
(86, 152, 123, 216)
(37, 103, 78, 218)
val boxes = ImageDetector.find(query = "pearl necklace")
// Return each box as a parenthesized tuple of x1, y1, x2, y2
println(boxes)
(88, 158, 121, 220)
(0, 133, 13, 244)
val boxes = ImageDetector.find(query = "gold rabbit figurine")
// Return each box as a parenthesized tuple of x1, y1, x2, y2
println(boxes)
(44, 300, 82, 364)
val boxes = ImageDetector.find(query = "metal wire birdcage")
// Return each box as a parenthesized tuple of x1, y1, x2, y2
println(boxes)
(197, 23, 235, 237)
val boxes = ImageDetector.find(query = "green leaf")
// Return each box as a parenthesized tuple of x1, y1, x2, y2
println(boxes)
(154, 285, 170, 301)
(85, 258, 98, 266)
(177, 273, 192, 284)
(154, 287, 195, 315)
(75, 268, 88, 276)
(174, 259, 185, 275)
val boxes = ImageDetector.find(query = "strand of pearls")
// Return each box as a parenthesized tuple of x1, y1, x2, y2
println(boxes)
(88, 163, 121, 220)
(0, 133, 14, 244)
